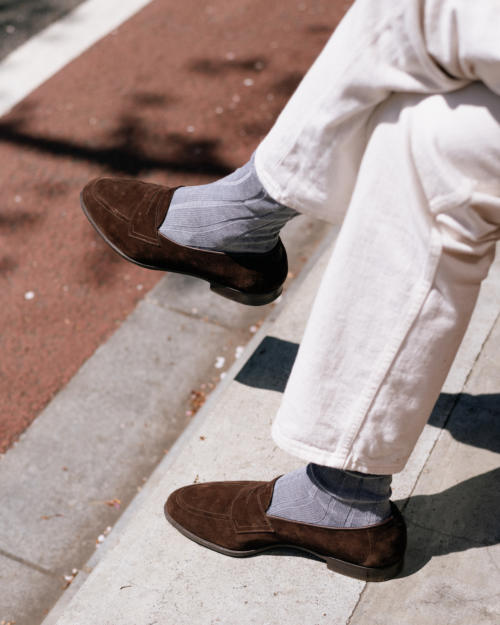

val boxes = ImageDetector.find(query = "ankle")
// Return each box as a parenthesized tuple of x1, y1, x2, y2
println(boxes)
(158, 156, 298, 254)
(266, 464, 392, 529)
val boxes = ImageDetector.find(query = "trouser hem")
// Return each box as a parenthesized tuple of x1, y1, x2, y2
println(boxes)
(271, 421, 402, 475)
(254, 145, 315, 217)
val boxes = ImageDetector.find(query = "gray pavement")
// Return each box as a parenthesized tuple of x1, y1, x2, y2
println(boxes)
(0, 0, 87, 60)
(0, 215, 331, 625)
(41, 235, 500, 624)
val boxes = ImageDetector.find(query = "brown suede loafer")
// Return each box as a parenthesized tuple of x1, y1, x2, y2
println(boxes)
(164, 478, 406, 582)
(80, 177, 288, 306)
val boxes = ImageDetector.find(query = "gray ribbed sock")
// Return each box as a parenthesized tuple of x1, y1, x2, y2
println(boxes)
(159, 155, 298, 253)
(266, 464, 392, 528)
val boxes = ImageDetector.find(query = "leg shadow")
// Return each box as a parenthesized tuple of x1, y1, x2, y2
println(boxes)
(235, 335, 299, 393)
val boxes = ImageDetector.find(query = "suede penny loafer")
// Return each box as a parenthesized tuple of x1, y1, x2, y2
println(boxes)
(165, 477, 406, 582)
(80, 177, 288, 306)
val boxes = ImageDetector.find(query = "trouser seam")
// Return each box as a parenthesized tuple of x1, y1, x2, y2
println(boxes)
(340, 227, 443, 468)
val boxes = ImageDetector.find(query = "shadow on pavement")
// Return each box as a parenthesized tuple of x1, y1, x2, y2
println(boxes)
(428, 391, 500, 454)
(236, 335, 500, 455)
(397, 467, 500, 578)
(235, 336, 299, 394)
(0, 109, 232, 177)
(189, 56, 268, 75)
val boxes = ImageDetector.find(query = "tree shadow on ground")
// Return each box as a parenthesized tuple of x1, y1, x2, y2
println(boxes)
(0, 111, 232, 178)
(0, 56, 308, 179)
(189, 56, 268, 75)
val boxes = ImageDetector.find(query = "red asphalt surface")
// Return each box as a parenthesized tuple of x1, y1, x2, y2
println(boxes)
(0, 0, 350, 453)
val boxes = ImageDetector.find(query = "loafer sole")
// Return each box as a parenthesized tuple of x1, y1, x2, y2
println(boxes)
(164, 504, 404, 582)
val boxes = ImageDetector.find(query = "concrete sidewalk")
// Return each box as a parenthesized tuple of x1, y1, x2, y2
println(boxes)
(43, 238, 500, 625)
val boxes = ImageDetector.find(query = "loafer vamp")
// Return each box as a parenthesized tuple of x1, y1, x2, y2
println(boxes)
(86, 178, 161, 221)
(82, 177, 176, 267)
(166, 480, 279, 551)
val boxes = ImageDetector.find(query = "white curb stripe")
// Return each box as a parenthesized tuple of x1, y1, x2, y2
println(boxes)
(0, 0, 154, 117)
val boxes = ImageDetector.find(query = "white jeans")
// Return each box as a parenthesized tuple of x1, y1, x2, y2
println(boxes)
(255, 0, 500, 474)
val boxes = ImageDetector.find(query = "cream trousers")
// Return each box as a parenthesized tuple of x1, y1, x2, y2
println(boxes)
(255, 0, 500, 474)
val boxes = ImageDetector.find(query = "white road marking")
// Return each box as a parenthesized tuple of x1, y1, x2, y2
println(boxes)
(0, 0, 154, 117)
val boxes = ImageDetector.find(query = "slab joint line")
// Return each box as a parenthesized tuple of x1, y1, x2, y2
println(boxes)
(0, 546, 58, 577)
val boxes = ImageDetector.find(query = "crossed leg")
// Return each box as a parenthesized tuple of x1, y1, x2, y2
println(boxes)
(269, 84, 500, 475)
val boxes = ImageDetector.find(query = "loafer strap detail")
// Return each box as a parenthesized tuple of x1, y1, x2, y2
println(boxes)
(231, 482, 275, 534)
(129, 187, 175, 245)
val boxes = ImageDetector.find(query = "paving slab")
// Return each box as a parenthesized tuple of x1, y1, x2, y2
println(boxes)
(46, 239, 500, 625)
(0, 554, 58, 625)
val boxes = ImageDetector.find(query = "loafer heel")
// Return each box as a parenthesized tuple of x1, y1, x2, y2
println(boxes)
(324, 554, 404, 582)
(209, 283, 282, 306)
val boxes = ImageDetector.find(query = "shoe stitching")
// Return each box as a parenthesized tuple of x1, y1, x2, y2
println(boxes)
(173, 481, 255, 521)
(175, 491, 230, 521)
(231, 483, 274, 534)
(88, 183, 129, 223)
(129, 188, 163, 246)
(155, 187, 176, 230)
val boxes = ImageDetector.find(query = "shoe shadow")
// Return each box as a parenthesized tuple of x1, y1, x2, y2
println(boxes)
(396, 467, 500, 578)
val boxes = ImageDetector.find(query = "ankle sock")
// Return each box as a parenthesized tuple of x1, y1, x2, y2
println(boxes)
(266, 464, 392, 528)
(158, 154, 298, 253)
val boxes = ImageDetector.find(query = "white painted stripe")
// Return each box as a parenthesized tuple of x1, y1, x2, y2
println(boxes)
(0, 0, 154, 117)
